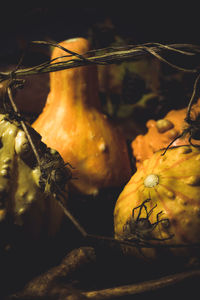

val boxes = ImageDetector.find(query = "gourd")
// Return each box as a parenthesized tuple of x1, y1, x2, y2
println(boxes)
(32, 37, 131, 196)
(131, 99, 200, 168)
(114, 145, 200, 262)
(0, 113, 68, 240)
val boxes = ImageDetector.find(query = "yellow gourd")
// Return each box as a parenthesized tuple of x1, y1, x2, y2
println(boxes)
(114, 145, 200, 262)
(33, 37, 131, 195)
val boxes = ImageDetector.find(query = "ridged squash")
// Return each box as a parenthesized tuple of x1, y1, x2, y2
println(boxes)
(32, 37, 131, 195)
(114, 145, 200, 262)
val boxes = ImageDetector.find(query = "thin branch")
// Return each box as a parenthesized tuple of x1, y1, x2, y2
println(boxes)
(7, 86, 41, 165)
(7, 245, 200, 300)
(49, 189, 200, 250)
(83, 268, 200, 299)
(56, 191, 88, 238)
(7, 247, 96, 300)
(32, 40, 91, 62)
(0, 43, 200, 83)
(186, 72, 200, 120)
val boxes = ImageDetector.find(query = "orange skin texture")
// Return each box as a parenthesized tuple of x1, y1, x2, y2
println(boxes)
(114, 145, 200, 260)
(33, 38, 131, 195)
(131, 99, 200, 168)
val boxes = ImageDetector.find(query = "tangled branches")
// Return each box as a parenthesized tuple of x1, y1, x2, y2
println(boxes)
(0, 42, 200, 83)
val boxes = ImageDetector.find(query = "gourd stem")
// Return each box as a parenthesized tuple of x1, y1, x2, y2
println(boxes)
(83, 268, 200, 299)
(7, 87, 41, 166)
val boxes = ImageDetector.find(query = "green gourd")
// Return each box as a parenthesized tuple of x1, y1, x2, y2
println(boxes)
(0, 113, 69, 240)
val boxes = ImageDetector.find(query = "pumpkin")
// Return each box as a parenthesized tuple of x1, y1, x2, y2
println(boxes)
(0, 113, 68, 240)
(32, 37, 131, 196)
(131, 99, 200, 168)
(114, 145, 200, 262)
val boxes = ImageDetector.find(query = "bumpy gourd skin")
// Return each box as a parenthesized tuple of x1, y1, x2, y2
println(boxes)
(114, 145, 200, 262)
(0, 114, 67, 239)
(131, 99, 200, 168)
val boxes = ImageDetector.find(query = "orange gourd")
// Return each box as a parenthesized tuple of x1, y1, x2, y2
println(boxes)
(114, 145, 200, 262)
(131, 99, 200, 168)
(33, 37, 131, 195)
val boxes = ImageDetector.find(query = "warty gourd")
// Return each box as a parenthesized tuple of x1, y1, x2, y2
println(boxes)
(114, 145, 200, 263)
(0, 113, 69, 241)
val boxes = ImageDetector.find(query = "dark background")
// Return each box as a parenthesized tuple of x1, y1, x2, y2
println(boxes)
(0, 5, 199, 299)
(0, 4, 200, 62)
(0, 4, 199, 129)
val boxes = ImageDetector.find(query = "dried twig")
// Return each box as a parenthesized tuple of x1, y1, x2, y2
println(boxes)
(83, 268, 200, 299)
(7, 86, 41, 165)
(8, 247, 96, 300)
(186, 72, 200, 119)
(0, 42, 200, 83)
(7, 246, 200, 300)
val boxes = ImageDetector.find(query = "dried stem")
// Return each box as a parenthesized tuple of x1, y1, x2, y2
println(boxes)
(7, 246, 200, 300)
(186, 72, 200, 119)
(7, 86, 41, 166)
(7, 247, 96, 300)
(83, 268, 200, 299)
(0, 43, 200, 83)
